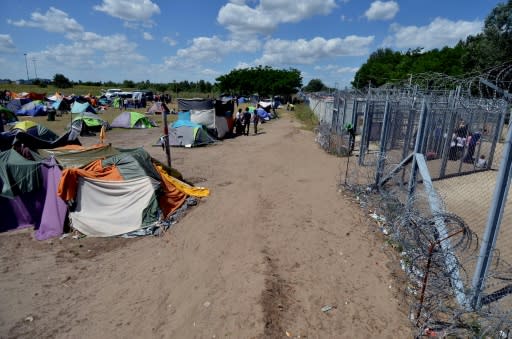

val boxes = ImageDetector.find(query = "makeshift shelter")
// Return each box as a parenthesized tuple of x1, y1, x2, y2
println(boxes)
(111, 111, 157, 129)
(163, 111, 216, 147)
(0, 150, 68, 240)
(178, 98, 232, 139)
(146, 101, 170, 115)
(71, 101, 96, 114)
(56, 147, 209, 237)
(1, 144, 209, 239)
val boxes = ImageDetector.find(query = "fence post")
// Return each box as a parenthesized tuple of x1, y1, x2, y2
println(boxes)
(375, 99, 391, 188)
(471, 123, 512, 309)
(407, 98, 428, 203)
(358, 100, 372, 166)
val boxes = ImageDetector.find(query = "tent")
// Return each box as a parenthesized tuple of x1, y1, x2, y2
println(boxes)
(15, 100, 47, 116)
(71, 101, 96, 114)
(146, 101, 170, 115)
(10, 120, 60, 141)
(177, 98, 232, 139)
(71, 112, 109, 136)
(111, 111, 157, 129)
(0, 105, 19, 124)
(7, 98, 32, 113)
(163, 111, 216, 147)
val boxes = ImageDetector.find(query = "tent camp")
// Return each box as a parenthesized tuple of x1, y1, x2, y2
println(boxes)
(162, 111, 216, 147)
(111, 111, 157, 129)
(1, 145, 209, 239)
(146, 101, 170, 115)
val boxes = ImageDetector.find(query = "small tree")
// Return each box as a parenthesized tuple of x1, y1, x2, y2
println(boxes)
(53, 73, 72, 88)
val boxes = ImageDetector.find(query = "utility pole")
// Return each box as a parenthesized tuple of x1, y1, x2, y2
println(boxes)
(32, 58, 38, 79)
(24, 53, 29, 81)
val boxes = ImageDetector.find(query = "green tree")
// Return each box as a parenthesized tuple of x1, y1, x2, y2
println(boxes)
(53, 73, 72, 88)
(303, 79, 327, 92)
(216, 66, 302, 97)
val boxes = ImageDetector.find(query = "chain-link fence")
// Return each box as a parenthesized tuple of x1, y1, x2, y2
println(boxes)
(311, 80, 512, 337)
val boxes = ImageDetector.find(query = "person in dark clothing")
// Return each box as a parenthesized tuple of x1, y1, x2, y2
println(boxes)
(463, 131, 481, 163)
(243, 107, 251, 136)
(253, 109, 260, 135)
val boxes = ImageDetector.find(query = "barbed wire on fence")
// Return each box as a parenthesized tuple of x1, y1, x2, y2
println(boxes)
(311, 66, 512, 337)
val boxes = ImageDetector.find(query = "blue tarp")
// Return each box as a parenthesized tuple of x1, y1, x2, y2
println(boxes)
(171, 111, 202, 129)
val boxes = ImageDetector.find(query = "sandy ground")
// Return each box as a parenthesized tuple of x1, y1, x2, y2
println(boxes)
(0, 110, 412, 338)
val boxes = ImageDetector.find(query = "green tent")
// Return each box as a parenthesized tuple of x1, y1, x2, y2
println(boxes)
(111, 111, 157, 129)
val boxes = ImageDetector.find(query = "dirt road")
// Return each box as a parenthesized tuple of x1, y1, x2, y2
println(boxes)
(0, 111, 411, 338)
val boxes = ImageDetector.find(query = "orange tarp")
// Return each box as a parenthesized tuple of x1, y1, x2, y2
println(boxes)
(154, 165, 188, 218)
(58, 159, 123, 201)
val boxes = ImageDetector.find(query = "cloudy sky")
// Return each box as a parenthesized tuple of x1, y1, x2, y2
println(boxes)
(0, 0, 502, 88)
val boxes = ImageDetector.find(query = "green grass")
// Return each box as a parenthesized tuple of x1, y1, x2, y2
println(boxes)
(291, 103, 318, 131)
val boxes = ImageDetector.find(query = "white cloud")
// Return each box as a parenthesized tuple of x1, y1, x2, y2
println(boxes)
(314, 64, 359, 74)
(218, 0, 337, 36)
(384, 17, 483, 50)
(93, 0, 160, 22)
(255, 35, 374, 65)
(163, 36, 177, 46)
(165, 36, 261, 69)
(365, 1, 399, 21)
(143, 32, 154, 40)
(8, 7, 83, 35)
(0, 34, 16, 53)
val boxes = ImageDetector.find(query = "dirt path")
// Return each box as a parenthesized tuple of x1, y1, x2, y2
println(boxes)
(0, 111, 411, 338)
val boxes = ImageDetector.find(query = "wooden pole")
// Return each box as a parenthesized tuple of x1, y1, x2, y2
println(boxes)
(162, 111, 171, 168)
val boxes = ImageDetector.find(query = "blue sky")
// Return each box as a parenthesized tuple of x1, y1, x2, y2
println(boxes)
(0, 0, 503, 88)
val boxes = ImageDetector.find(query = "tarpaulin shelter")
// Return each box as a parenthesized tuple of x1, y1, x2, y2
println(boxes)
(1, 144, 209, 239)
(111, 111, 157, 129)
(0, 150, 67, 240)
(177, 98, 232, 139)
(56, 146, 209, 236)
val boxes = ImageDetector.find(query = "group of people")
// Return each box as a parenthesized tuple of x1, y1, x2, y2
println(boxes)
(234, 106, 261, 136)
(448, 120, 486, 167)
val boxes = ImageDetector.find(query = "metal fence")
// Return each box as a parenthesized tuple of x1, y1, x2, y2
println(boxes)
(311, 84, 512, 337)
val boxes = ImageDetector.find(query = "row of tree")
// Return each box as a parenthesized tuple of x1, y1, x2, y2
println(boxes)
(48, 66, 303, 98)
(352, 0, 512, 89)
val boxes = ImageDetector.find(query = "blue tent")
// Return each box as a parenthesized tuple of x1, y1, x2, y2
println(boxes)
(16, 101, 47, 116)
(71, 101, 96, 114)
(7, 98, 31, 113)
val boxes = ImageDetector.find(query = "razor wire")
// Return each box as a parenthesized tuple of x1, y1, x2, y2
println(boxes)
(310, 67, 512, 337)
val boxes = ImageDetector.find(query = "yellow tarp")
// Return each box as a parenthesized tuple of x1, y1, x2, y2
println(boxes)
(155, 164, 210, 198)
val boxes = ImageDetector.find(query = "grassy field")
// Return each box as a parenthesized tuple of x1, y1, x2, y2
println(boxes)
(2, 84, 216, 99)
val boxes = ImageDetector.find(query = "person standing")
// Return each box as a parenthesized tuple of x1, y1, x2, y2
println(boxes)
(243, 107, 251, 136)
(253, 109, 260, 135)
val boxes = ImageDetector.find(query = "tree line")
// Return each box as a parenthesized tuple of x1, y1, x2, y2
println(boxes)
(352, 0, 512, 89)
